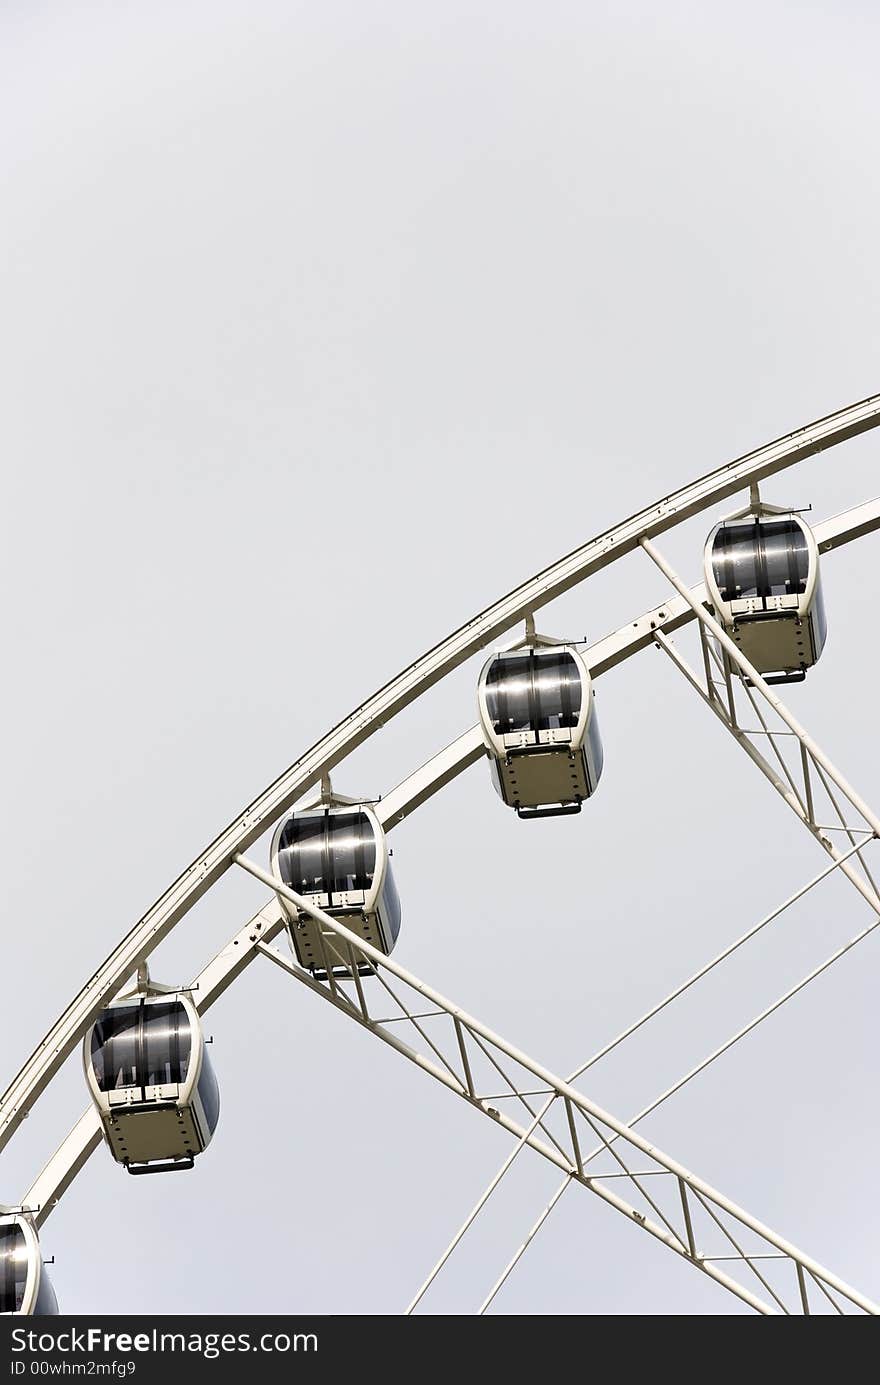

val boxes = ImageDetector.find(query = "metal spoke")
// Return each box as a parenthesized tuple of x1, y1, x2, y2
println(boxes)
(479, 1178, 573, 1315)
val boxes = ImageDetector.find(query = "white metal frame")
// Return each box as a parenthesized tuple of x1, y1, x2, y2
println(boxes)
(3, 393, 880, 1315)
(4, 393, 879, 1157)
(411, 524, 880, 1314)
(17, 495, 880, 1314)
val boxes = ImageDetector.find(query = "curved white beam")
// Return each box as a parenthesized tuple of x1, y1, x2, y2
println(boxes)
(4, 398, 877, 1159)
(23, 496, 880, 1233)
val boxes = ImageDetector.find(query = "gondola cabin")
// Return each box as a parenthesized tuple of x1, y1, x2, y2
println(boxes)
(0, 1211, 58, 1316)
(84, 990, 219, 1175)
(704, 512, 827, 680)
(477, 645, 603, 818)
(271, 802, 401, 976)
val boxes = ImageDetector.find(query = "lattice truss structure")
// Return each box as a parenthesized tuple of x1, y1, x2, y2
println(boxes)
(3, 394, 880, 1316)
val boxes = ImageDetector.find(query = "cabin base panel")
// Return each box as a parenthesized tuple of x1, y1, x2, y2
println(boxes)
(105, 1105, 204, 1167)
(731, 616, 816, 675)
(288, 910, 387, 974)
(497, 749, 589, 812)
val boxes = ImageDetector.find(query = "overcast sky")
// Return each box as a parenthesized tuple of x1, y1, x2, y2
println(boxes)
(2, 2, 879, 1316)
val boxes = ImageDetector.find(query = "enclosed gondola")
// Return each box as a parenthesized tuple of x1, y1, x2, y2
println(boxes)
(704, 509, 827, 681)
(0, 1211, 58, 1316)
(84, 988, 220, 1175)
(477, 644, 603, 818)
(271, 798, 400, 976)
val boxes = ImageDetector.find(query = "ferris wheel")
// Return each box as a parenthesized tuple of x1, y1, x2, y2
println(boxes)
(3, 394, 880, 1317)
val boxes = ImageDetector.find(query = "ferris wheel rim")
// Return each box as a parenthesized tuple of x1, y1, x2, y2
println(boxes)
(3, 393, 880, 1163)
(9, 491, 879, 1318)
(4, 405, 880, 1317)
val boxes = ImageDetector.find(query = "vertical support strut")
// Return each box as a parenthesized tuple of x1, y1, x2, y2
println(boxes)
(565, 1098, 584, 1176)
(454, 1018, 476, 1099)
(797, 1262, 812, 1315)
(679, 1179, 698, 1260)
(800, 744, 816, 825)
(698, 624, 717, 703)
(721, 647, 739, 727)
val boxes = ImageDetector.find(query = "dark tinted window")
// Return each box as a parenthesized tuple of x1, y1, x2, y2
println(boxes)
(381, 863, 402, 948)
(278, 813, 326, 894)
(0, 1224, 28, 1314)
(91, 1003, 139, 1091)
(33, 1269, 58, 1316)
(197, 1052, 221, 1136)
(91, 1001, 192, 1093)
(141, 1003, 191, 1088)
(277, 811, 377, 900)
(485, 651, 582, 736)
(586, 700, 604, 787)
(812, 577, 828, 654)
(712, 519, 809, 605)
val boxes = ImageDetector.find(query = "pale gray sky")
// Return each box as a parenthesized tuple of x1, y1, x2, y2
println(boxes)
(1, 2, 879, 1315)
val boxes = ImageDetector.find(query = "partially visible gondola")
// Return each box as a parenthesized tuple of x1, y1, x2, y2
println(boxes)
(0, 1210, 57, 1315)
